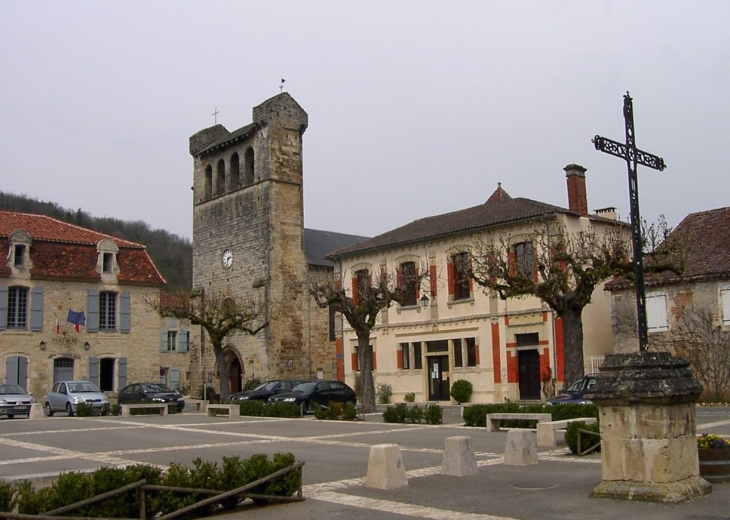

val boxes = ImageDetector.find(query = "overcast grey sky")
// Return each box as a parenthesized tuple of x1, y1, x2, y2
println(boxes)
(2, 1, 728, 241)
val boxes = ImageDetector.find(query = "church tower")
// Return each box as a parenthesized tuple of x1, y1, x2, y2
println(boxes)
(189, 93, 309, 392)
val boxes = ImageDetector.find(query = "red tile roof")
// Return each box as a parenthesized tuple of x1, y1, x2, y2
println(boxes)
(0, 211, 165, 286)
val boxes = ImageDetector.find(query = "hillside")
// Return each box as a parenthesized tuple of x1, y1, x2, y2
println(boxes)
(0, 192, 192, 293)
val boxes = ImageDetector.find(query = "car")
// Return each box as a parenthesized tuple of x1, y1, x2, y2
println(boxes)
(546, 374, 598, 405)
(228, 379, 303, 403)
(0, 384, 35, 419)
(268, 380, 357, 414)
(118, 383, 185, 412)
(45, 380, 110, 416)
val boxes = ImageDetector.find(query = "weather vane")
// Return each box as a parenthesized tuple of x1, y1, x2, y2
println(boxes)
(212, 107, 220, 124)
(279, 78, 286, 93)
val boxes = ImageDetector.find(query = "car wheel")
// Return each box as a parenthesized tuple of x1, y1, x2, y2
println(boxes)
(7, 415, 14, 419)
(45, 402, 54, 417)
(66, 403, 74, 417)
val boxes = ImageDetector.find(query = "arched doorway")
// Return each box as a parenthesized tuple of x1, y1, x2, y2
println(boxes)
(224, 348, 243, 394)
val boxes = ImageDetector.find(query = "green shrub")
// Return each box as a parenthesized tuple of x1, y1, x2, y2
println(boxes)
(110, 403, 122, 416)
(196, 385, 218, 401)
(382, 403, 409, 423)
(565, 421, 601, 455)
(353, 373, 363, 403)
(450, 380, 473, 404)
(406, 405, 423, 423)
(425, 404, 442, 425)
(376, 383, 393, 404)
(238, 400, 300, 418)
(242, 378, 262, 392)
(342, 401, 358, 421)
(461, 403, 599, 427)
(0, 481, 15, 513)
(404, 392, 416, 403)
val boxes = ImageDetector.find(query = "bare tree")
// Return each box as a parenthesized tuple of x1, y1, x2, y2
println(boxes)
(309, 265, 428, 413)
(148, 289, 269, 401)
(467, 221, 633, 388)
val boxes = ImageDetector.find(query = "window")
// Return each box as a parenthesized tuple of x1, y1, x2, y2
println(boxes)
(99, 291, 117, 331)
(7, 287, 28, 329)
(413, 342, 422, 369)
(516, 333, 539, 346)
(102, 253, 113, 273)
(229, 152, 240, 190)
(722, 287, 730, 325)
(452, 252, 470, 300)
(398, 261, 417, 306)
(216, 159, 225, 196)
(453, 339, 463, 368)
(514, 242, 534, 278)
(13, 245, 25, 268)
(204, 164, 213, 200)
(244, 147, 255, 185)
(646, 293, 668, 332)
(354, 269, 370, 305)
(328, 304, 336, 341)
(401, 343, 410, 369)
(466, 337, 478, 367)
(167, 331, 177, 351)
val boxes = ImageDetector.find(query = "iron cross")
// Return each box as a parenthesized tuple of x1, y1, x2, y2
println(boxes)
(593, 92, 666, 352)
(212, 107, 220, 124)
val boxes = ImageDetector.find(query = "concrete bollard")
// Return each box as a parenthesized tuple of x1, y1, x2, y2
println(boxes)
(29, 403, 45, 419)
(365, 443, 409, 490)
(504, 429, 538, 466)
(442, 436, 478, 476)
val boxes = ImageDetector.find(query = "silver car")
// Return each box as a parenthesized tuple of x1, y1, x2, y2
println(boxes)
(45, 380, 110, 416)
(0, 384, 34, 418)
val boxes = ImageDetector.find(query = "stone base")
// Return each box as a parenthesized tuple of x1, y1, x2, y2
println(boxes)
(365, 444, 408, 490)
(504, 429, 538, 466)
(29, 403, 45, 419)
(442, 436, 478, 476)
(591, 476, 712, 503)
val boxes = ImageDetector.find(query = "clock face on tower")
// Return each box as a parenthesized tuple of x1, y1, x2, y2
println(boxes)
(222, 249, 233, 268)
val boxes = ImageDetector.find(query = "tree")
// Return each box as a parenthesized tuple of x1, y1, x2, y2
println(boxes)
(467, 221, 634, 388)
(148, 289, 269, 401)
(309, 265, 428, 413)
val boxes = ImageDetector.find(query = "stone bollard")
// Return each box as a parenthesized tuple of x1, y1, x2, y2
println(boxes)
(365, 443, 408, 490)
(442, 436, 478, 476)
(29, 403, 45, 419)
(504, 429, 538, 466)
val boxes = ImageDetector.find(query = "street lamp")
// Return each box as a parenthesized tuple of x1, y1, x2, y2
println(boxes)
(420, 294, 429, 308)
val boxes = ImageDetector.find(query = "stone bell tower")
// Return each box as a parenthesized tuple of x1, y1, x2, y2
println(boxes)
(189, 93, 309, 391)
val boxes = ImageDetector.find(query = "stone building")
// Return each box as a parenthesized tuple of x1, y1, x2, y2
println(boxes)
(327, 165, 623, 403)
(188, 93, 364, 394)
(0, 211, 173, 399)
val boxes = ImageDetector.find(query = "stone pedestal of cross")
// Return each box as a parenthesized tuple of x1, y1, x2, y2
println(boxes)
(593, 92, 665, 352)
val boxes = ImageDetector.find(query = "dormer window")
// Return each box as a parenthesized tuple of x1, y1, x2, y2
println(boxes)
(96, 238, 119, 277)
(102, 253, 113, 273)
(14, 245, 25, 268)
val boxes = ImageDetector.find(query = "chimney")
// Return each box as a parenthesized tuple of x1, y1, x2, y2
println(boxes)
(564, 164, 588, 217)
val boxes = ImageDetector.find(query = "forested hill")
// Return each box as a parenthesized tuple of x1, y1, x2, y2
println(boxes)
(0, 192, 192, 293)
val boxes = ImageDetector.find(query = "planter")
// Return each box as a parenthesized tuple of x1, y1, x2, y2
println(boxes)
(698, 449, 730, 483)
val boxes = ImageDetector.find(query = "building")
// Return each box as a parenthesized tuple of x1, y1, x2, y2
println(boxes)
(0, 211, 170, 399)
(328, 165, 622, 403)
(188, 93, 364, 394)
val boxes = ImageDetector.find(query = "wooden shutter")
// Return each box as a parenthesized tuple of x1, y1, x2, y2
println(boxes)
(351, 352, 359, 371)
(30, 286, 44, 331)
(87, 290, 99, 332)
(169, 368, 181, 390)
(430, 265, 437, 297)
(474, 344, 481, 366)
(447, 261, 454, 296)
(351, 277, 359, 306)
(178, 331, 189, 352)
(0, 285, 6, 331)
(89, 357, 99, 386)
(6, 357, 19, 385)
(397, 349, 403, 370)
(161, 331, 169, 352)
(119, 292, 131, 333)
(722, 289, 730, 324)
(117, 358, 128, 389)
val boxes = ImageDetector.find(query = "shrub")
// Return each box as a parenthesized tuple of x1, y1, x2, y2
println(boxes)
(461, 403, 599, 427)
(382, 403, 409, 423)
(110, 403, 122, 416)
(342, 401, 359, 421)
(404, 392, 416, 403)
(564, 421, 601, 455)
(242, 378, 262, 392)
(238, 400, 300, 418)
(450, 380, 473, 404)
(406, 405, 423, 423)
(0, 481, 15, 513)
(425, 403, 442, 425)
(376, 383, 393, 404)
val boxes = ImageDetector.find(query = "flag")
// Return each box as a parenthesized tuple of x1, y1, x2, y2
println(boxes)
(67, 310, 86, 333)
(55, 315, 60, 334)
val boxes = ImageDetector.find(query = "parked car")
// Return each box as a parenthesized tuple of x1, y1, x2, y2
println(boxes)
(118, 383, 185, 412)
(45, 381, 110, 416)
(546, 374, 598, 405)
(268, 380, 356, 414)
(229, 380, 303, 403)
(0, 384, 34, 419)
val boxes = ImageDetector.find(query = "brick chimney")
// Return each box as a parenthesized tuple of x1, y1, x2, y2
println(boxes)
(564, 164, 588, 216)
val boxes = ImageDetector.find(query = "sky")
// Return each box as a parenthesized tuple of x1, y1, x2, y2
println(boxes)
(2, 1, 729, 241)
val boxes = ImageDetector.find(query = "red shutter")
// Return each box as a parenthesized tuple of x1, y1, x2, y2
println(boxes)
(468, 257, 474, 293)
(397, 349, 403, 370)
(447, 261, 455, 295)
(372, 352, 377, 371)
(474, 344, 481, 366)
(352, 277, 359, 306)
(396, 266, 404, 289)
(430, 265, 438, 296)
(351, 352, 359, 372)
(508, 249, 516, 277)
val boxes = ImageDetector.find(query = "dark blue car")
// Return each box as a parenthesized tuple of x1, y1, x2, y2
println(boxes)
(546, 374, 597, 405)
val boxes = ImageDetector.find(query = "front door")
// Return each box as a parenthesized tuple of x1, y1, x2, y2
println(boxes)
(518, 349, 541, 400)
(428, 356, 450, 401)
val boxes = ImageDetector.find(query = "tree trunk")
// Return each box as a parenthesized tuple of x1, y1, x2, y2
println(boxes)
(214, 346, 231, 402)
(560, 308, 585, 390)
(357, 332, 376, 413)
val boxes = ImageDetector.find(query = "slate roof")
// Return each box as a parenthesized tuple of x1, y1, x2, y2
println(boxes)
(304, 229, 369, 267)
(0, 211, 166, 286)
(328, 186, 578, 258)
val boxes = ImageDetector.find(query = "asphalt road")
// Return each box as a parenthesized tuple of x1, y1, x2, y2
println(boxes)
(0, 405, 728, 520)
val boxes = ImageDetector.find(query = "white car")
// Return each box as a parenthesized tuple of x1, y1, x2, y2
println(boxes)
(45, 380, 110, 416)
(0, 384, 34, 418)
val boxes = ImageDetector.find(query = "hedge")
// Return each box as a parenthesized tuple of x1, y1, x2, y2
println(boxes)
(462, 403, 599, 428)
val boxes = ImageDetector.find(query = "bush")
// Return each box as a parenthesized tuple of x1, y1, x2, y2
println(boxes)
(564, 421, 601, 455)
(238, 400, 300, 418)
(425, 403, 442, 425)
(242, 378, 262, 392)
(461, 403, 599, 427)
(382, 403, 409, 423)
(404, 392, 416, 403)
(406, 405, 424, 423)
(110, 403, 122, 416)
(376, 383, 393, 404)
(450, 380, 473, 404)
(0, 481, 15, 513)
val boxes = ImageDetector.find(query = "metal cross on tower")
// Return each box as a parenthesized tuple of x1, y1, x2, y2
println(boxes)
(212, 107, 220, 124)
(593, 92, 666, 352)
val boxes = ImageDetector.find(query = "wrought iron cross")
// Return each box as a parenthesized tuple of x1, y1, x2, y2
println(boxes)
(593, 92, 666, 352)
(212, 107, 220, 124)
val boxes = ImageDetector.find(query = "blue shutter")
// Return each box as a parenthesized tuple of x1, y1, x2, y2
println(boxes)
(30, 286, 44, 331)
(177, 331, 189, 352)
(117, 358, 127, 389)
(120, 292, 131, 333)
(0, 285, 6, 331)
(87, 290, 99, 332)
(161, 331, 169, 352)
(169, 368, 180, 391)
(89, 357, 99, 386)
(6, 356, 19, 385)
(18, 357, 28, 391)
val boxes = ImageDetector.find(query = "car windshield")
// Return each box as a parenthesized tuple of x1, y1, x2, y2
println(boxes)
(0, 384, 25, 395)
(142, 384, 171, 392)
(251, 382, 278, 391)
(292, 382, 317, 392)
(69, 382, 101, 393)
